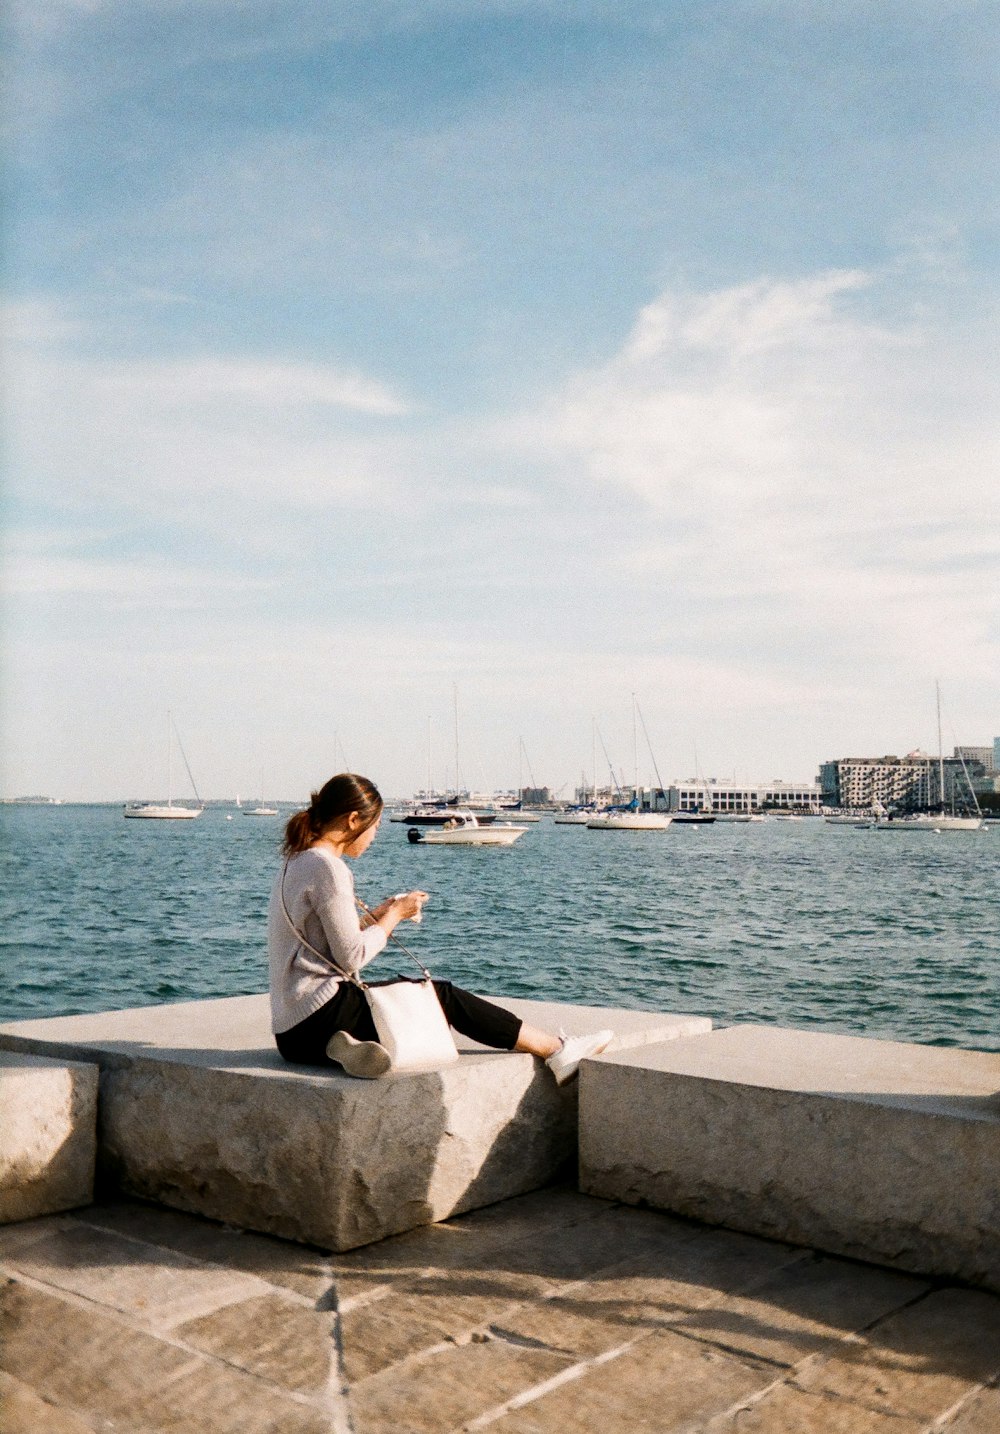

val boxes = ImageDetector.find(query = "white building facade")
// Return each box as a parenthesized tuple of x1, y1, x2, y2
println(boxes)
(646, 780, 822, 814)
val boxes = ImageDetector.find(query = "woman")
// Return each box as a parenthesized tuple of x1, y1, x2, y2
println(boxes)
(268, 772, 612, 1082)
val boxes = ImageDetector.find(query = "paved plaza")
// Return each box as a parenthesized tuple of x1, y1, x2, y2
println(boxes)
(1, 1186, 998, 1433)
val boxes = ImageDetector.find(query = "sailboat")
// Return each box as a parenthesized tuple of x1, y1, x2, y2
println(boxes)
(556, 722, 606, 823)
(243, 770, 278, 816)
(124, 715, 204, 820)
(877, 685, 984, 832)
(587, 698, 672, 830)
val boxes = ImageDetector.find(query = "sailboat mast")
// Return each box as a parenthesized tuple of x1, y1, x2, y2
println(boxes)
(453, 685, 460, 796)
(936, 680, 944, 810)
(166, 710, 173, 808)
(632, 692, 638, 803)
(592, 718, 597, 805)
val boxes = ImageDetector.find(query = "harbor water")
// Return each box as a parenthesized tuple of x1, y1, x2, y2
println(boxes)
(1, 804, 997, 1051)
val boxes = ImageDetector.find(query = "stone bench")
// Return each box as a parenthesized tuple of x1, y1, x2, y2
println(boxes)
(578, 1024, 1000, 1292)
(0, 1052, 98, 1223)
(0, 993, 710, 1250)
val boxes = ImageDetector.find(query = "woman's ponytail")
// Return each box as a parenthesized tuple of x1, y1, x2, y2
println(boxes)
(281, 773, 383, 857)
(281, 807, 317, 856)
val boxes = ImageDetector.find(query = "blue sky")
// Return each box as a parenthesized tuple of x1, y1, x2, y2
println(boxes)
(3, 0, 998, 801)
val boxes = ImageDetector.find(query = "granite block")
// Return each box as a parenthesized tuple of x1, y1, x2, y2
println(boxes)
(0, 1053, 97, 1223)
(0, 993, 709, 1251)
(579, 1025, 1000, 1290)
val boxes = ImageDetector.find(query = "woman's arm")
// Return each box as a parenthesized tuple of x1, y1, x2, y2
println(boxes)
(310, 864, 427, 976)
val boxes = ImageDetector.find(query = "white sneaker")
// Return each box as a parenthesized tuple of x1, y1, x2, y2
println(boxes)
(326, 1030, 392, 1078)
(545, 1029, 613, 1086)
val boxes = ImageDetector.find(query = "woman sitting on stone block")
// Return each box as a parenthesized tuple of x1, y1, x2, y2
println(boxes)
(268, 772, 611, 1082)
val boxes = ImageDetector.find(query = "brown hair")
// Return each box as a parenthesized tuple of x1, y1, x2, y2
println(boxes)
(282, 773, 383, 857)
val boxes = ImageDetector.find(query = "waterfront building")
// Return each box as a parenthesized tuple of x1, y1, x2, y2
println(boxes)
(520, 786, 552, 805)
(647, 780, 821, 814)
(954, 746, 993, 773)
(819, 753, 976, 811)
(571, 783, 639, 807)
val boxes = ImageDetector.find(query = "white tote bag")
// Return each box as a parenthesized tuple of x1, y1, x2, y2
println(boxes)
(279, 865, 458, 1074)
(364, 977, 459, 1073)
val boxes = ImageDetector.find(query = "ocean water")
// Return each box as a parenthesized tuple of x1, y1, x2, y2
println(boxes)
(1, 804, 997, 1051)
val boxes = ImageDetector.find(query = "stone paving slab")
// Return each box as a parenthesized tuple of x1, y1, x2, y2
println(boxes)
(474, 1330, 779, 1434)
(705, 1383, 929, 1433)
(0, 994, 709, 1252)
(579, 1024, 1000, 1292)
(791, 1286, 1000, 1421)
(943, 1384, 1000, 1433)
(0, 1370, 99, 1434)
(2, 1188, 999, 1434)
(0, 1278, 342, 1434)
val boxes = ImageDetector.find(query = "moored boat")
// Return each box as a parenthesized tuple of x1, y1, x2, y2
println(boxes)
(554, 808, 601, 825)
(124, 803, 201, 820)
(406, 813, 527, 846)
(587, 810, 672, 831)
(875, 813, 984, 832)
(124, 714, 204, 821)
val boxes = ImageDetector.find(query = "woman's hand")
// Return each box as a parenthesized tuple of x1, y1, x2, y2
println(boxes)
(391, 890, 429, 922)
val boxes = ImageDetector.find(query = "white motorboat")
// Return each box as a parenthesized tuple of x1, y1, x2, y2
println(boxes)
(587, 811, 672, 831)
(407, 814, 527, 845)
(407, 813, 527, 846)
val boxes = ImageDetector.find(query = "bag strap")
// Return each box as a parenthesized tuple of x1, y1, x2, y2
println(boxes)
(278, 861, 432, 985)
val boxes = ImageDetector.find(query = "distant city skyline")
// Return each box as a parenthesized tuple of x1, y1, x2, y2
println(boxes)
(3, 3, 998, 803)
(4, 721, 996, 807)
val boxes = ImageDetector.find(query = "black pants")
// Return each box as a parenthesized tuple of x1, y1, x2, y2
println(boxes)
(275, 979, 523, 1066)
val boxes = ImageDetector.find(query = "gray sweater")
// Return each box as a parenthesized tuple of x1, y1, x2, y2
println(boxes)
(267, 847, 387, 1034)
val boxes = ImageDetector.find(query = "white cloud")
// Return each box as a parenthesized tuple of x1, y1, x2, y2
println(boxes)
(5, 324, 418, 517)
(91, 356, 413, 416)
(493, 270, 999, 669)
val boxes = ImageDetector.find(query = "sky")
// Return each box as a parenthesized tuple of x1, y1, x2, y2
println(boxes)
(2, 0, 998, 802)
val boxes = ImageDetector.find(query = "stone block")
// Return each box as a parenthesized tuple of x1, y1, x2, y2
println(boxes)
(579, 1025, 1000, 1291)
(0, 993, 709, 1251)
(0, 1053, 97, 1223)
